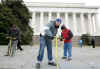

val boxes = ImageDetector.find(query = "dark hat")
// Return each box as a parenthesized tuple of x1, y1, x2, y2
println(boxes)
(56, 18, 62, 23)
(61, 25, 66, 30)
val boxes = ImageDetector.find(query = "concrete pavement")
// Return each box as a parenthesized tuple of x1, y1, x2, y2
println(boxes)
(0, 46, 100, 69)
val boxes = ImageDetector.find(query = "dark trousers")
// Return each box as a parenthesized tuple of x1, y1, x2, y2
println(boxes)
(17, 40, 22, 50)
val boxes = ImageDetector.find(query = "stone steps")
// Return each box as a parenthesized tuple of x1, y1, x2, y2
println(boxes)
(33, 36, 80, 46)
(32, 35, 100, 46)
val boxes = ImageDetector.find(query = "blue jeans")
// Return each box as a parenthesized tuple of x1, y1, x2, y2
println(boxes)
(80, 43, 83, 48)
(64, 42, 72, 58)
(37, 36, 53, 62)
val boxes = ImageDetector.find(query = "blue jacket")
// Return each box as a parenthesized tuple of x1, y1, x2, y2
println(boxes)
(41, 20, 58, 38)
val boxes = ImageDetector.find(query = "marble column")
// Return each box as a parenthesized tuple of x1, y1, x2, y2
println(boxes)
(40, 12, 44, 34)
(80, 13, 85, 34)
(93, 13, 99, 36)
(65, 12, 69, 28)
(57, 12, 60, 18)
(31, 12, 36, 35)
(73, 13, 77, 35)
(48, 12, 52, 21)
(88, 13, 93, 35)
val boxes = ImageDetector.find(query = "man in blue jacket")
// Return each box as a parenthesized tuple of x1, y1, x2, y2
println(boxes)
(36, 18, 62, 68)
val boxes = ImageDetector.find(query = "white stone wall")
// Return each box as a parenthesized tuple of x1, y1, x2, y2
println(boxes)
(31, 12, 90, 36)
(26, 2, 99, 36)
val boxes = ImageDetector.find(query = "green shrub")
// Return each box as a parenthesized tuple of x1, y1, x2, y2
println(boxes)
(0, 0, 33, 45)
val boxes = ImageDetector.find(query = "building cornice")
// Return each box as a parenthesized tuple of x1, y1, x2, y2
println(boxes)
(24, 2, 99, 9)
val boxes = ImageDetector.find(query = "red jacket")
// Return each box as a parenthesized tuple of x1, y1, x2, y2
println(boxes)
(61, 29, 72, 43)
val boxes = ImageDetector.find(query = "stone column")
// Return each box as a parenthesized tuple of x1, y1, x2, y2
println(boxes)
(31, 12, 36, 35)
(65, 12, 69, 28)
(88, 13, 93, 35)
(32, 12, 36, 27)
(40, 12, 44, 34)
(80, 13, 85, 34)
(73, 13, 77, 35)
(57, 12, 60, 18)
(93, 13, 99, 35)
(48, 12, 52, 21)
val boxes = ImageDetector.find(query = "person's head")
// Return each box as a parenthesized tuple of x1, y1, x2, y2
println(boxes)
(12, 24, 17, 30)
(61, 25, 66, 31)
(56, 18, 62, 27)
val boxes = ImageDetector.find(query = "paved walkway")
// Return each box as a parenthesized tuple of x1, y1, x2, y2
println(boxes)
(0, 45, 100, 69)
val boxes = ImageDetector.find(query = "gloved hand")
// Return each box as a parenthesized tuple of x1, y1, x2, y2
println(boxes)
(44, 34, 54, 39)
(48, 36, 54, 39)
(60, 38, 63, 41)
(59, 37, 63, 41)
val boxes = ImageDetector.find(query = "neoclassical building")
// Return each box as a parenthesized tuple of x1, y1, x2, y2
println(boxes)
(25, 2, 100, 36)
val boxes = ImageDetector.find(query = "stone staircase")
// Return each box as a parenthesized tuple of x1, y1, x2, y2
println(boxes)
(72, 36, 80, 46)
(32, 35, 80, 46)
(95, 36, 100, 46)
(32, 35, 100, 46)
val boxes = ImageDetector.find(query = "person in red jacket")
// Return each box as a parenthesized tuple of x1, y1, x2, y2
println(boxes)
(61, 25, 73, 61)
